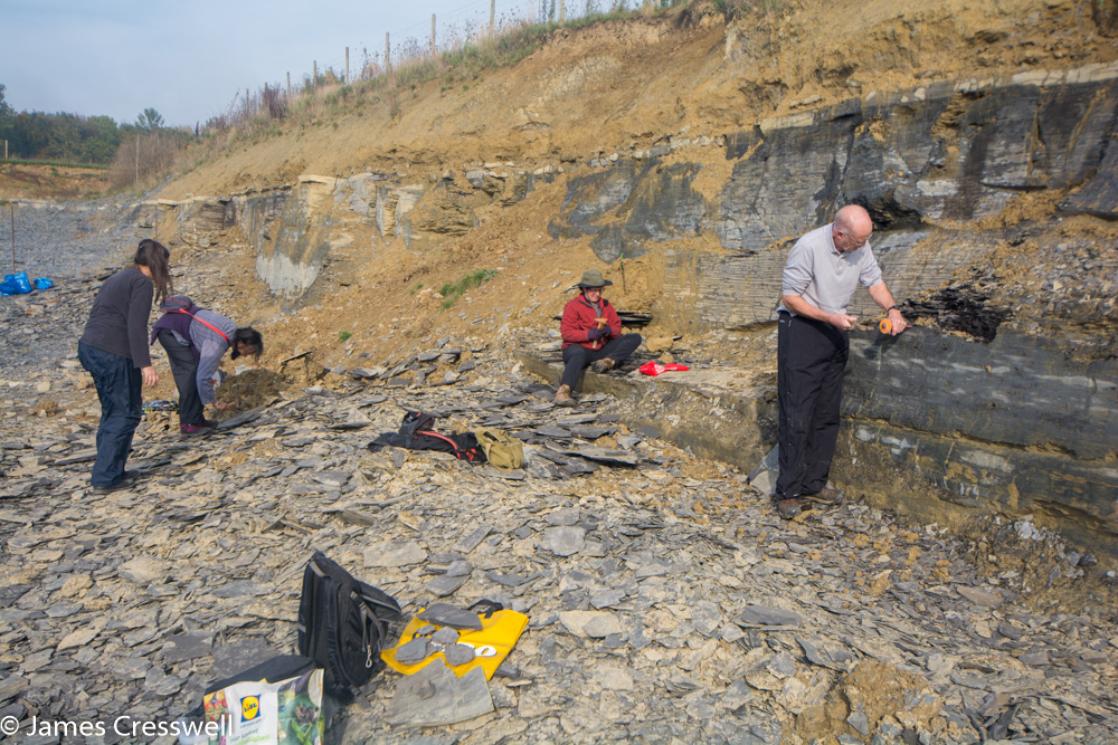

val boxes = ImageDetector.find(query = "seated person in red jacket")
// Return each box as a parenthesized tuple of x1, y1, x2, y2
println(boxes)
(555, 269, 642, 406)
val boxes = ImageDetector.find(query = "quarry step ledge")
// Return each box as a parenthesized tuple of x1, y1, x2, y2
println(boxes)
(777, 60, 1118, 132)
(843, 414, 1110, 461)
(517, 350, 776, 466)
(149, 62, 1118, 213)
(519, 349, 1117, 565)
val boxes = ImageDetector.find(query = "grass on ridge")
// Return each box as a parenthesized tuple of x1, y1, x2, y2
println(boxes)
(440, 269, 498, 308)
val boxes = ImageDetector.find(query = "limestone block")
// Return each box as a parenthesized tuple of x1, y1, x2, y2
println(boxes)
(177, 197, 235, 233)
(393, 185, 425, 244)
(714, 75, 1116, 247)
(339, 172, 385, 217)
(1059, 139, 1118, 220)
(234, 189, 288, 256)
(844, 328, 1118, 460)
(375, 185, 398, 236)
(549, 161, 706, 262)
(500, 170, 551, 206)
(715, 114, 855, 253)
(403, 186, 478, 248)
(836, 421, 1118, 561)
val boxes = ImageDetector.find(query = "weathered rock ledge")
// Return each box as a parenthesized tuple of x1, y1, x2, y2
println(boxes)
(520, 324, 1118, 564)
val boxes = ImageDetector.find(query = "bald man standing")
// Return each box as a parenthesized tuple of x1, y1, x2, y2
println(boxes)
(773, 205, 908, 519)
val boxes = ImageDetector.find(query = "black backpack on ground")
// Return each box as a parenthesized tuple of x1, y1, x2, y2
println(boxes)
(297, 552, 402, 700)
(367, 410, 487, 463)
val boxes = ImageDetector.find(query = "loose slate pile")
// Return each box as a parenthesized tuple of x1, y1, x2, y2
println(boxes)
(0, 274, 108, 375)
(1, 331, 1117, 744)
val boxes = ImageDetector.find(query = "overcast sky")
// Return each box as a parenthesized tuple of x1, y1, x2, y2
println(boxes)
(1, 0, 562, 127)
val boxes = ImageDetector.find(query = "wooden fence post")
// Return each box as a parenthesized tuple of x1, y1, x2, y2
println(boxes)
(9, 202, 14, 273)
(385, 33, 391, 76)
(490, 0, 496, 34)
(313, 60, 318, 88)
(431, 14, 437, 56)
(345, 47, 350, 83)
(287, 72, 292, 99)
(560, 0, 566, 23)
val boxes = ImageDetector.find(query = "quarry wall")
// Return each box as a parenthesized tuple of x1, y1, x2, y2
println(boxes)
(156, 62, 1118, 559)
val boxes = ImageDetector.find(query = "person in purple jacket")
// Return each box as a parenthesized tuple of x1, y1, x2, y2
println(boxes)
(150, 296, 263, 435)
(78, 239, 172, 491)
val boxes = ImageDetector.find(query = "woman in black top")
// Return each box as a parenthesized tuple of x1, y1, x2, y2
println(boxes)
(78, 239, 172, 490)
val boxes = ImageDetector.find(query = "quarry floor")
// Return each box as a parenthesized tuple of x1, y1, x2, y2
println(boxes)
(1, 251, 1116, 745)
(2, 1, 1117, 740)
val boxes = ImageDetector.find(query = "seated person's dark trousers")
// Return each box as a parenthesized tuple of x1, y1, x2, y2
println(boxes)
(156, 329, 205, 427)
(560, 333, 642, 391)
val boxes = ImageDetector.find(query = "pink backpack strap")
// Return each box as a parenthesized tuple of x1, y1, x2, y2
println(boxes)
(178, 308, 231, 344)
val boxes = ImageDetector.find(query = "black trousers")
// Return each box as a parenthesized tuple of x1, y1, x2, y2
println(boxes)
(560, 333, 642, 391)
(775, 313, 848, 500)
(156, 329, 205, 426)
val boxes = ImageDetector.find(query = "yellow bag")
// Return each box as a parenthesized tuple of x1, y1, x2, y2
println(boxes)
(382, 605, 529, 680)
(473, 427, 525, 470)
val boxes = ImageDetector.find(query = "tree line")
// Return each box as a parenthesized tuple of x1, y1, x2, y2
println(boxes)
(0, 84, 187, 166)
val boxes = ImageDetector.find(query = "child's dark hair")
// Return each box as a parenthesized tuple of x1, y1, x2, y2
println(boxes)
(231, 327, 263, 359)
(134, 239, 172, 302)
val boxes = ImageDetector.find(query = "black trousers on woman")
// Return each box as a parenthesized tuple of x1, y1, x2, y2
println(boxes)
(560, 333, 642, 391)
(156, 329, 205, 427)
(775, 312, 848, 500)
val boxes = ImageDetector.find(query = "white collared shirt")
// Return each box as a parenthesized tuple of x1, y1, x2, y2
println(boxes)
(777, 223, 883, 315)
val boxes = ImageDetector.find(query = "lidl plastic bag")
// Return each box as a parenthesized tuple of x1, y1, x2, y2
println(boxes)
(33, 277, 54, 291)
(200, 655, 324, 745)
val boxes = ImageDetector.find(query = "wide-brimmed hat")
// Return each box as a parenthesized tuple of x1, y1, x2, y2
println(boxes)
(575, 269, 613, 289)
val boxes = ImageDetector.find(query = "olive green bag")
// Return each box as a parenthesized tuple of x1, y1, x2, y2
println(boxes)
(473, 427, 525, 469)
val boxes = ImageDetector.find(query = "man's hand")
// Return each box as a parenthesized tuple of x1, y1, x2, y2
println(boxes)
(141, 366, 158, 388)
(886, 308, 909, 336)
(587, 327, 606, 341)
(829, 313, 857, 332)
(595, 317, 608, 329)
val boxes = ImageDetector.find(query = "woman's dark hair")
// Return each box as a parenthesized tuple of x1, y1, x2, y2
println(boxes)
(231, 327, 263, 359)
(134, 239, 172, 302)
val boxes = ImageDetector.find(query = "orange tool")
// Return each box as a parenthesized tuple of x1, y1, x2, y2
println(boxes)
(879, 318, 893, 334)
